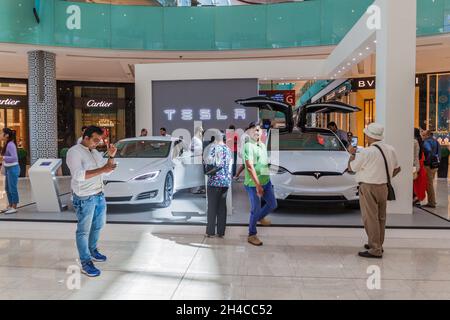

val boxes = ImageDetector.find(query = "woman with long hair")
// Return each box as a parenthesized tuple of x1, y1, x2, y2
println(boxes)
(0, 128, 20, 214)
(413, 128, 427, 205)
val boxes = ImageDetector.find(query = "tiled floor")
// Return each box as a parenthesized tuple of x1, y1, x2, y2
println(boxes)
(1, 222, 450, 300)
(419, 178, 450, 221)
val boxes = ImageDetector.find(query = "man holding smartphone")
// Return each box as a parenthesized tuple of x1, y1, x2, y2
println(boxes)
(66, 126, 117, 277)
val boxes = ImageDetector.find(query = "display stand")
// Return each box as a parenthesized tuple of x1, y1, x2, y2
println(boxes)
(29, 159, 67, 212)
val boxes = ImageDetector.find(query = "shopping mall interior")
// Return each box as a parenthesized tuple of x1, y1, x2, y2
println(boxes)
(0, 0, 449, 301)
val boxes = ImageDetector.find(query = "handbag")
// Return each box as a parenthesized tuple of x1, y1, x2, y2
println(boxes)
(204, 146, 222, 176)
(373, 145, 396, 201)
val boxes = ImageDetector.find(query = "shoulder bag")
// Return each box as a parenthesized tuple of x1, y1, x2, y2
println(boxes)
(373, 144, 396, 201)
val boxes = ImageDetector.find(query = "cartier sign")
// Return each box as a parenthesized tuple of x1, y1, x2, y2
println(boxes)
(77, 97, 118, 111)
(85, 99, 114, 108)
(0, 98, 20, 106)
(0, 95, 26, 108)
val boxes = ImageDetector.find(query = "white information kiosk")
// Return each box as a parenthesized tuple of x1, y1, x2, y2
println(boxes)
(29, 159, 67, 212)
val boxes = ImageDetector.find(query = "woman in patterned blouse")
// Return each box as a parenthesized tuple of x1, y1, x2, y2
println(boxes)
(205, 130, 232, 238)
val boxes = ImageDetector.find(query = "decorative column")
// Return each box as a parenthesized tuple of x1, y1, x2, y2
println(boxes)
(28, 50, 58, 165)
(375, 0, 417, 214)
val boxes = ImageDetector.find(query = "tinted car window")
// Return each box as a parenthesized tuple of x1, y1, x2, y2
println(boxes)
(269, 132, 345, 151)
(114, 140, 171, 158)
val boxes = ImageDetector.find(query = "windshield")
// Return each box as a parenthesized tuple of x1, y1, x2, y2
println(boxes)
(269, 131, 346, 151)
(113, 140, 171, 158)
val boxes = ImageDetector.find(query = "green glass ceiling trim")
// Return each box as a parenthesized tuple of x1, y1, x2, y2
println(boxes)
(0, 0, 449, 51)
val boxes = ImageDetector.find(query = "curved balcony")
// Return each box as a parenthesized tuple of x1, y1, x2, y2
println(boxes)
(0, 0, 449, 51)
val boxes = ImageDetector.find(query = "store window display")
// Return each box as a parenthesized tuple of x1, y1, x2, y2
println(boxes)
(74, 86, 127, 149)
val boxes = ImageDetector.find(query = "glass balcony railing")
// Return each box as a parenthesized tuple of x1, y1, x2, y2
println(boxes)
(0, 0, 449, 51)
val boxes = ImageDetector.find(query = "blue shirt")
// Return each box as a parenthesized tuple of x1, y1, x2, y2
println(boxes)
(207, 144, 232, 188)
(423, 137, 441, 166)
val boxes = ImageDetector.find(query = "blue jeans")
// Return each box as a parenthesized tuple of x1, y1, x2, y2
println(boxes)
(244, 181, 277, 236)
(73, 193, 107, 263)
(5, 165, 20, 205)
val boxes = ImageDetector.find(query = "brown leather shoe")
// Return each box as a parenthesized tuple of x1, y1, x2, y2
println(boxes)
(248, 235, 263, 246)
(258, 217, 272, 226)
(358, 251, 382, 259)
(364, 244, 384, 253)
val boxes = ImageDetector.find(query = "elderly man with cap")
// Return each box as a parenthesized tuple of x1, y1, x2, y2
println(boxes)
(347, 123, 401, 258)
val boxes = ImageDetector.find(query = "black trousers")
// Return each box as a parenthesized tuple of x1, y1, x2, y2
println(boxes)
(206, 186, 229, 236)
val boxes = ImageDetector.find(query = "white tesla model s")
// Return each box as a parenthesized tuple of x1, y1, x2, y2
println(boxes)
(103, 136, 204, 207)
(236, 97, 361, 208)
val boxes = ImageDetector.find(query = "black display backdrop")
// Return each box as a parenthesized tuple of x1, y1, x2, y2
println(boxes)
(151, 79, 258, 135)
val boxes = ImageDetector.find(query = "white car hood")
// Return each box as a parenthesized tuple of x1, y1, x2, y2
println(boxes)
(271, 151, 350, 173)
(105, 158, 169, 181)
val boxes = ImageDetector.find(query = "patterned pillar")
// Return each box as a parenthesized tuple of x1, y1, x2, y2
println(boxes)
(28, 50, 58, 165)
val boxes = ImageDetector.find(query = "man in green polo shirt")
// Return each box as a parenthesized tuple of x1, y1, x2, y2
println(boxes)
(243, 124, 277, 246)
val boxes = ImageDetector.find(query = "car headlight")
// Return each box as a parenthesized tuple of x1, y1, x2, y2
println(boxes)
(132, 171, 161, 181)
(269, 164, 290, 175)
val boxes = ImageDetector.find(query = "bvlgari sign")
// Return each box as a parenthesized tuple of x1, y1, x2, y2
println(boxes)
(0, 95, 26, 108)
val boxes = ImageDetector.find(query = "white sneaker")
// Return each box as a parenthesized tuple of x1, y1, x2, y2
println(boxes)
(0, 207, 11, 213)
(4, 208, 17, 214)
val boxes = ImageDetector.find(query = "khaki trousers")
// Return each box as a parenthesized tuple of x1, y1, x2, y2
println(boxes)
(359, 183, 388, 257)
(424, 166, 438, 206)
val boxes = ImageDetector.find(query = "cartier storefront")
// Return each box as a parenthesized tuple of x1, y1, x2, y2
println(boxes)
(0, 80, 28, 152)
(57, 81, 135, 152)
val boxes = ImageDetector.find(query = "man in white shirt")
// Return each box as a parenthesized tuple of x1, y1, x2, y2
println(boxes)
(190, 126, 205, 194)
(348, 122, 401, 259)
(234, 122, 255, 180)
(66, 126, 117, 277)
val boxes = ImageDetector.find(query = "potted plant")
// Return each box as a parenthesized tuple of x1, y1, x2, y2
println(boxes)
(59, 147, 70, 176)
(17, 148, 27, 177)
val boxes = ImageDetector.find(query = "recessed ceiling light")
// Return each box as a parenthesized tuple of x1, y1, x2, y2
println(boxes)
(374, 40, 377, 43)
(338, 70, 341, 73)
(359, 52, 363, 56)
(352, 58, 356, 61)
(347, 63, 351, 66)
(366, 47, 370, 50)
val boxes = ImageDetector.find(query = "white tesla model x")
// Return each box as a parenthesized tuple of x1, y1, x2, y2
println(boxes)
(235, 97, 361, 208)
(103, 136, 204, 207)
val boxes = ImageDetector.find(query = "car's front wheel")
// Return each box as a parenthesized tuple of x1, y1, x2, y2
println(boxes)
(155, 173, 174, 208)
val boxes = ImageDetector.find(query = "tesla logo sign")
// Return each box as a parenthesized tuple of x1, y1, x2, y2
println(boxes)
(313, 172, 322, 180)
(66, 5, 81, 30)
(163, 108, 246, 121)
(0, 98, 21, 106)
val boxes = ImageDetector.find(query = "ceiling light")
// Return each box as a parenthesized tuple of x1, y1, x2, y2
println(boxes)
(359, 52, 363, 56)
(352, 58, 356, 61)
(366, 47, 370, 50)
(347, 63, 351, 66)
(373, 40, 377, 43)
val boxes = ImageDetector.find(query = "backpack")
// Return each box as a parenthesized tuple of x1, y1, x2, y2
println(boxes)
(426, 139, 441, 169)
